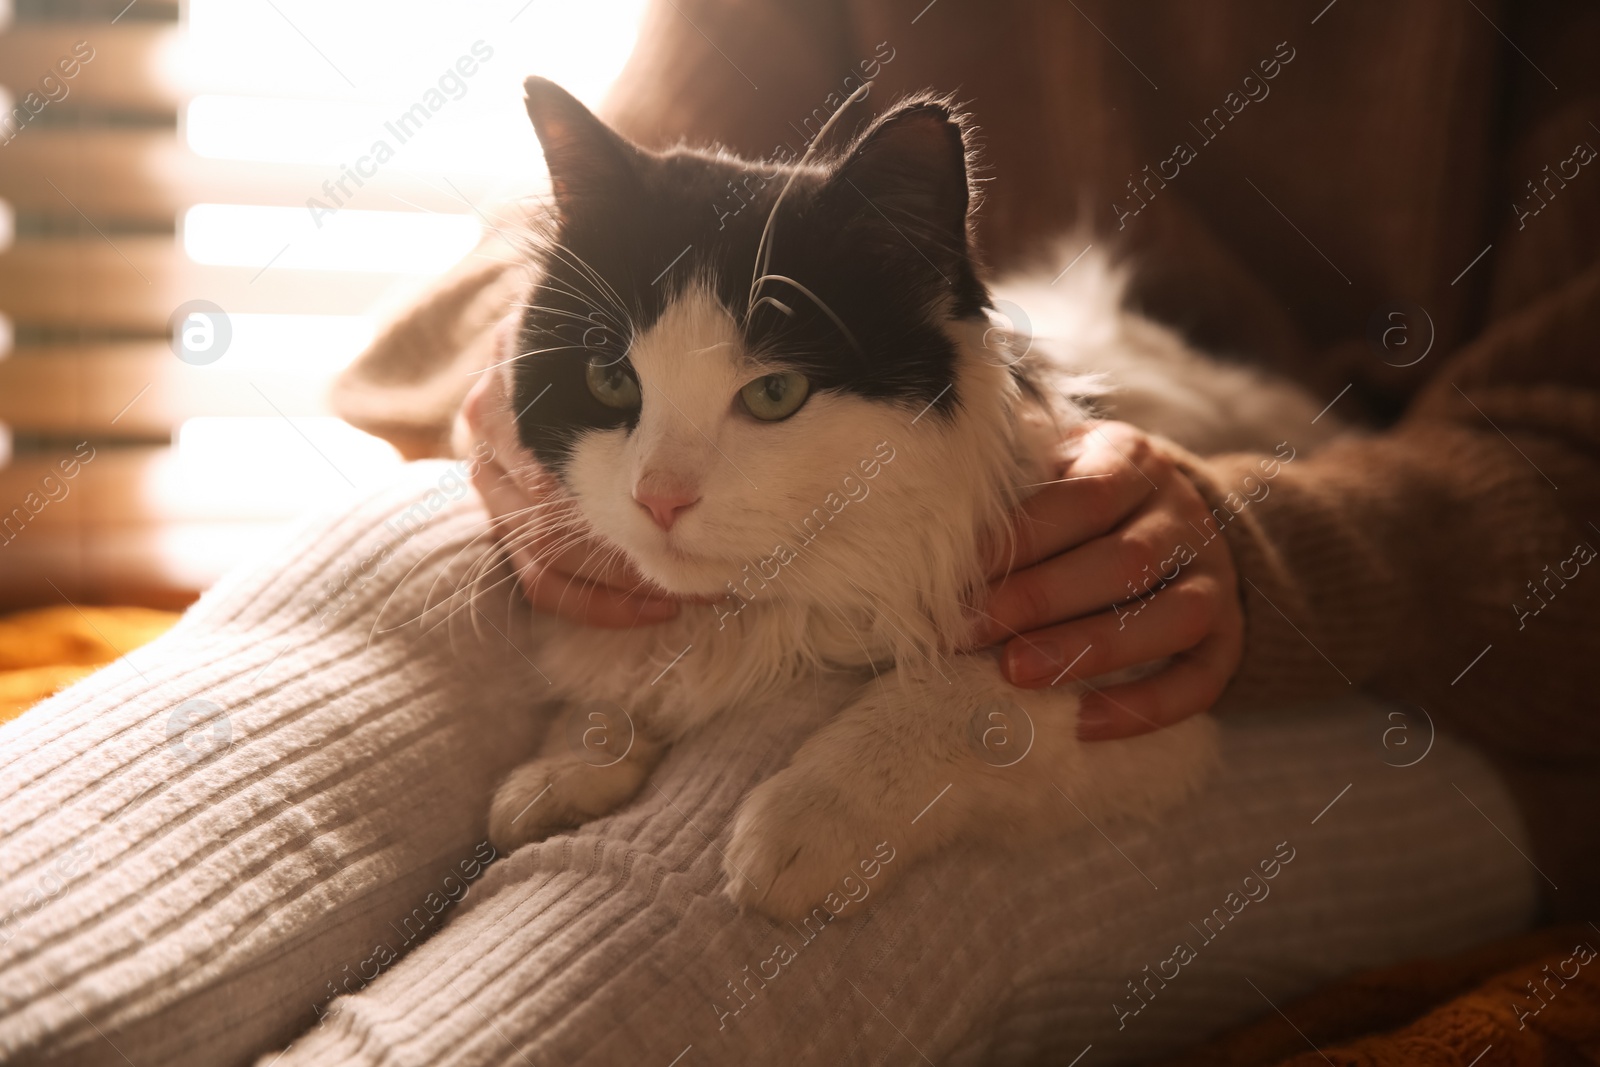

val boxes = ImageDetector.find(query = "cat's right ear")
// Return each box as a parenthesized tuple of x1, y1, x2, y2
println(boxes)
(523, 77, 639, 211)
(823, 98, 977, 296)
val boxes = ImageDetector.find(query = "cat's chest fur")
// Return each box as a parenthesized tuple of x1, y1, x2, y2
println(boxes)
(528, 603, 879, 740)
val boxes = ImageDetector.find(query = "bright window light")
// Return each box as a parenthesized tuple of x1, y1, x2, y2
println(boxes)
(219, 314, 376, 375)
(130, 0, 652, 582)
(180, 0, 649, 183)
(147, 521, 296, 593)
(186, 96, 542, 176)
(182, 204, 482, 274)
(186, 96, 393, 164)
(173, 416, 403, 516)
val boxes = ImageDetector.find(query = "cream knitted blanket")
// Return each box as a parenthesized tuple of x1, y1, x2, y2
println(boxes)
(0, 464, 1537, 1066)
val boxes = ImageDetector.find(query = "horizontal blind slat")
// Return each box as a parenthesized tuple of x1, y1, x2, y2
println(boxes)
(0, 23, 177, 114)
(0, 129, 504, 223)
(0, 238, 436, 330)
(0, 448, 342, 608)
(0, 343, 339, 435)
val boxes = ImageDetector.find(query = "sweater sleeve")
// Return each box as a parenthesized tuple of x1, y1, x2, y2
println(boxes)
(1181, 258, 1600, 765)
(1178, 1, 1600, 768)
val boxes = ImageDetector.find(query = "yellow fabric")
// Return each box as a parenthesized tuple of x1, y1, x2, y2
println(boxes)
(0, 606, 181, 723)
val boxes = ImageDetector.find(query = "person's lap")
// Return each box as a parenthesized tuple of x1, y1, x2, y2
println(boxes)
(0, 467, 1537, 1066)
(269, 700, 1535, 1066)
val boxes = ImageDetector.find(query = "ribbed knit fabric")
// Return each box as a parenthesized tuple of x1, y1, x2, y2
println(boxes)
(0, 466, 1538, 1066)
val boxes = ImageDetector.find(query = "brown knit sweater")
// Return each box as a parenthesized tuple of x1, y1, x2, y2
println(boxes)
(335, 1, 1600, 914)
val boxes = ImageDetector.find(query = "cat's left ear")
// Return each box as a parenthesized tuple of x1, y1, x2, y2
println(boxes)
(523, 76, 640, 212)
(826, 98, 975, 281)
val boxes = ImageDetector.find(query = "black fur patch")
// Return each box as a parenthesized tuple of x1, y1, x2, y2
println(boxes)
(511, 79, 990, 474)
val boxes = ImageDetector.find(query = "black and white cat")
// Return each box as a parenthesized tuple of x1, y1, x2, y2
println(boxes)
(474, 77, 1332, 919)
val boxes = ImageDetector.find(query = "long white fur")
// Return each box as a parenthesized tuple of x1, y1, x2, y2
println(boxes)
(484, 245, 1338, 918)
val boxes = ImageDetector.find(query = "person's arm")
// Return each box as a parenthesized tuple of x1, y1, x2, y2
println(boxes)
(1189, 0, 1600, 760)
(1187, 260, 1600, 759)
(989, 0, 1600, 758)
(981, 228, 1600, 756)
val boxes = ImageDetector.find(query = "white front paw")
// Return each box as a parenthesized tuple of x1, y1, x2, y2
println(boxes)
(488, 751, 652, 853)
(488, 757, 574, 851)
(723, 766, 897, 921)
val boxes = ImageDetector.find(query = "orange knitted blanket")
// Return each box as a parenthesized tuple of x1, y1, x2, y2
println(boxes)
(0, 606, 180, 723)
(1163, 925, 1600, 1066)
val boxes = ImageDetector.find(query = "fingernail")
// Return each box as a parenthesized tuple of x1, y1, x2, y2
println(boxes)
(1076, 700, 1117, 740)
(1004, 642, 1060, 686)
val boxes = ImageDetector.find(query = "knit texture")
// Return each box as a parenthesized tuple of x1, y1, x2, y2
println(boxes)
(0, 467, 1538, 1066)
(1163, 924, 1600, 1067)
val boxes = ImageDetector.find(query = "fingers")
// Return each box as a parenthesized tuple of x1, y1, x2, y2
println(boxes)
(496, 493, 679, 627)
(993, 422, 1165, 574)
(513, 540, 679, 628)
(1074, 630, 1241, 740)
(467, 390, 678, 627)
(461, 366, 525, 475)
(975, 420, 1246, 739)
(997, 575, 1223, 686)
(496, 491, 677, 627)
(976, 496, 1198, 645)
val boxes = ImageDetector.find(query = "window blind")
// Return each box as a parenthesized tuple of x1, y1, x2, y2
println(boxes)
(0, 0, 644, 610)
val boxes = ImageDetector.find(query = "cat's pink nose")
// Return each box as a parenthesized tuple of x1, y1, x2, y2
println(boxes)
(633, 486, 700, 531)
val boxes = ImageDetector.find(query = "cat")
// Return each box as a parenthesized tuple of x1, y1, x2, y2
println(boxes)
(474, 76, 1336, 920)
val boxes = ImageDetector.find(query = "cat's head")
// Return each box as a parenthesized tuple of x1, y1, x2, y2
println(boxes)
(505, 77, 1019, 615)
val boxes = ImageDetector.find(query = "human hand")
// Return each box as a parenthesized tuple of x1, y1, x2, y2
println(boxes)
(460, 363, 679, 627)
(972, 422, 1244, 740)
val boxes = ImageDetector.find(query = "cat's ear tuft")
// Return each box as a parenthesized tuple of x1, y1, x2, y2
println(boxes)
(829, 99, 973, 268)
(523, 76, 638, 210)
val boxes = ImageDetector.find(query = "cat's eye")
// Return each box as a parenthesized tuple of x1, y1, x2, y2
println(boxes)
(739, 371, 810, 421)
(585, 357, 642, 411)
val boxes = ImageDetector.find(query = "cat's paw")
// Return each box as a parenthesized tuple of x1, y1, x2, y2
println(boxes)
(722, 768, 895, 921)
(488, 752, 651, 853)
